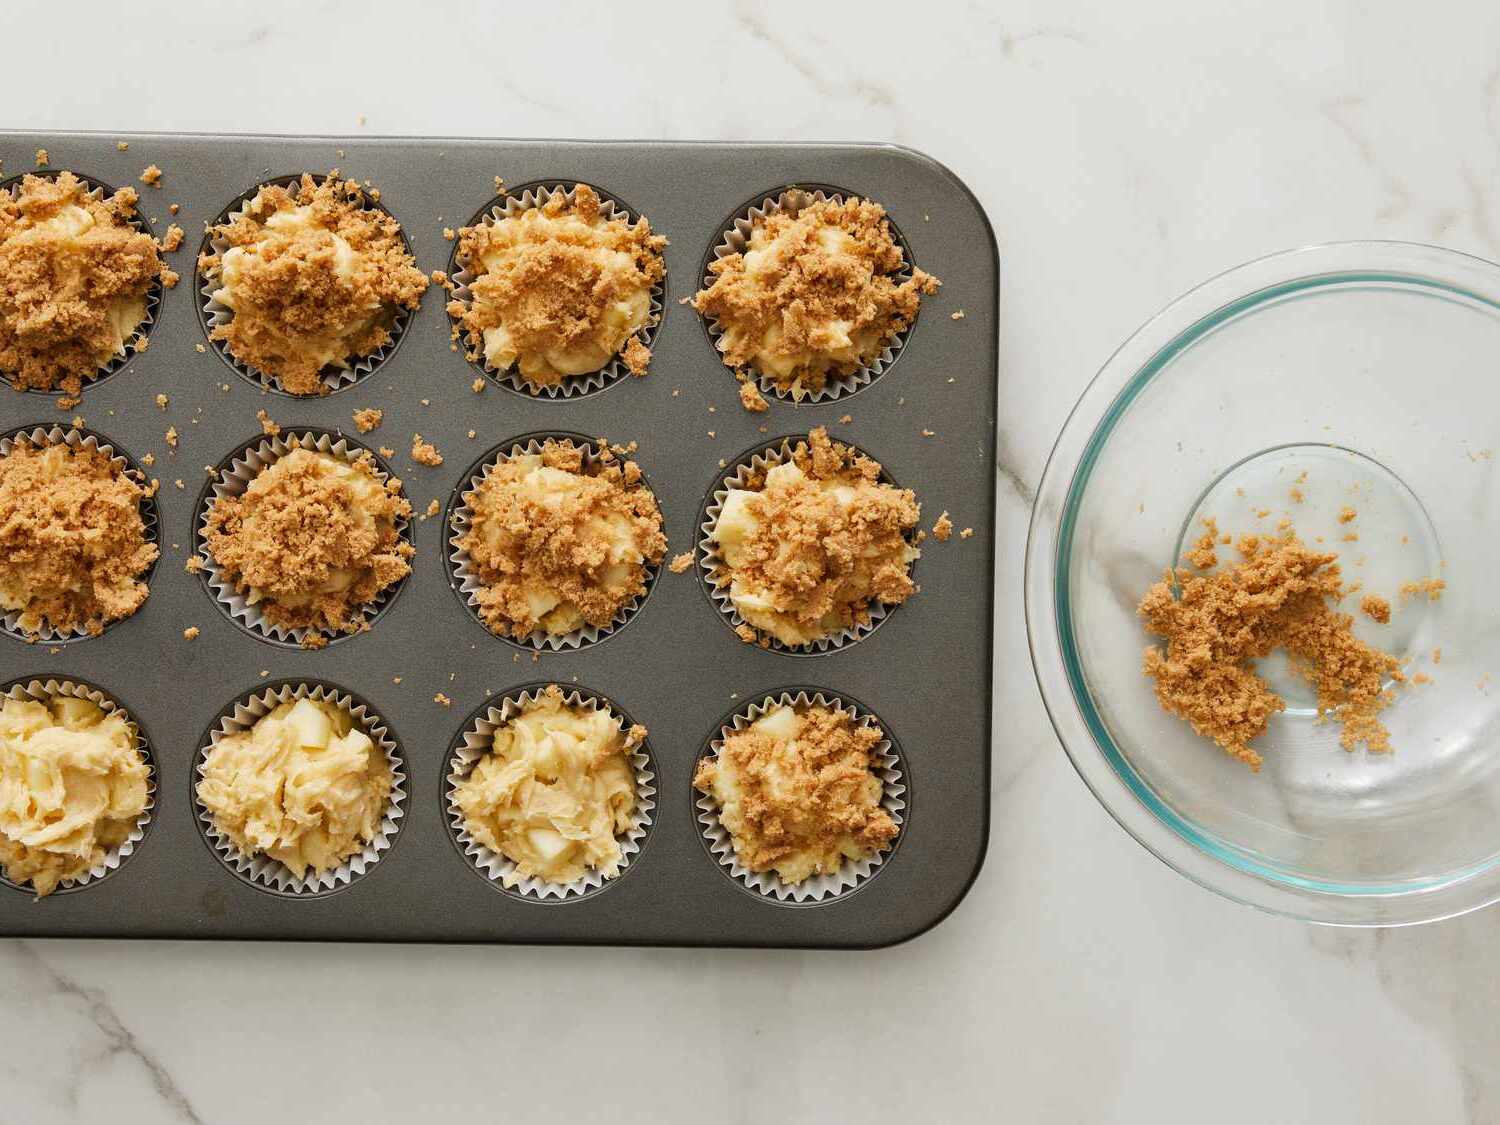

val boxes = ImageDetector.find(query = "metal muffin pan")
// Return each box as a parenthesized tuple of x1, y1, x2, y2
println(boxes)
(0, 132, 997, 947)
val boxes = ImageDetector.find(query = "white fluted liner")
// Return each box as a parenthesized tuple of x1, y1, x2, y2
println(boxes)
(696, 690, 905, 904)
(195, 431, 411, 645)
(194, 682, 406, 895)
(0, 678, 154, 897)
(197, 174, 416, 395)
(0, 425, 159, 643)
(698, 436, 908, 653)
(1, 173, 160, 395)
(448, 182, 665, 398)
(447, 436, 659, 650)
(445, 685, 656, 901)
(699, 187, 918, 404)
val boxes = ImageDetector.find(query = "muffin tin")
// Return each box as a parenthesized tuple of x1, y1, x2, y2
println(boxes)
(0, 132, 997, 947)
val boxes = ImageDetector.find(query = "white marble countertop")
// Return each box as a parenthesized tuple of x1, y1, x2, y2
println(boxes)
(7, 2, 1500, 1121)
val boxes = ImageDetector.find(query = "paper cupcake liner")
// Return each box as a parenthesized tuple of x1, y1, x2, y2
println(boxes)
(193, 681, 406, 896)
(444, 684, 656, 901)
(193, 430, 412, 647)
(446, 433, 661, 651)
(0, 171, 162, 396)
(697, 435, 913, 654)
(0, 677, 155, 897)
(698, 185, 919, 404)
(0, 424, 161, 644)
(695, 689, 906, 904)
(447, 181, 666, 399)
(195, 173, 417, 396)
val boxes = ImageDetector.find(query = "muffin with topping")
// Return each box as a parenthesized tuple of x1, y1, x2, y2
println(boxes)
(0, 172, 168, 398)
(706, 428, 919, 647)
(449, 185, 666, 391)
(201, 445, 411, 643)
(200, 174, 428, 395)
(456, 439, 666, 640)
(691, 192, 939, 401)
(0, 436, 157, 638)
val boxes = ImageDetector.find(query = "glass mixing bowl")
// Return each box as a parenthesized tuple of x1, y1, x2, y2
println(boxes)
(1026, 242, 1500, 925)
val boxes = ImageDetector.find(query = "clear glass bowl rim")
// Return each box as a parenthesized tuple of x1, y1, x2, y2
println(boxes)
(1025, 240, 1500, 927)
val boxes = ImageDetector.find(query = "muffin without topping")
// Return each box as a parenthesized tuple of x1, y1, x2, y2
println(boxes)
(200, 174, 428, 395)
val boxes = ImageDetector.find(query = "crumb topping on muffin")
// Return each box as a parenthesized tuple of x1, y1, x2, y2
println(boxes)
(203, 447, 412, 638)
(196, 697, 391, 879)
(0, 439, 157, 636)
(453, 684, 643, 887)
(690, 195, 939, 398)
(459, 439, 666, 639)
(200, 174, 428, 395)
(0, 693, 149, 897)
(0, 173, 165, 396)
(708, 427, 919, 646)
(694, 702, 896, 885)
(449, 185, 666, 388)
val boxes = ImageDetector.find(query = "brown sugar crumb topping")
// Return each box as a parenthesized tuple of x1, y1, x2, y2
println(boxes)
(202, 448, 412, 636)
(200, 174, 428, 396)
(1400, 577, 1446, 602)
(1138, 525, 1403, 771)
(1361, 594, 1391, 624)
(351, 407, 382, 433)
(458, 440, 666, 639)
(410, 433, 443, 466)
(0, 440, 158, 636)
(669, 552, 694, 574)
(689, 195, 940, 397)
(713, 427, 919, 646)
(448, 185, 666, 388)
(737, 379, 769, 413)
(693, 704, 897, 883)
(0, 173, 166, 396)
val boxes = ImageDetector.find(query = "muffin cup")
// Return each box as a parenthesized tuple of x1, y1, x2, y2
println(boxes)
(0, 677, 155, 898)
(444, 683, 656, 901)
(0, 424, 161, 644)
(698, 184, 919, 404)
(195, 173, 417, 396)
(695, 689, 906, 904)
(0, 171, 162, 397)
(447, 181, 666, 399)
(193, 429, 412, 648)
(193, 681, 406, 896)
(697, 435, 914, 654)
(446, 433, 661, 651)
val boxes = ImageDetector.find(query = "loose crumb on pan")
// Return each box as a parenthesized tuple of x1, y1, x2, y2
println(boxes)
(960, 527, 974, 539)
(1339, 506, 1357, 524)
(669, 552, 694, 573)
(1400, 577, 1446, 602)
(0, 439, 158, 636)
(183, 626, 199, 640)
(951, 309, 966, 320)
(0, 173, 169, 396)
(689, 195, 939, 399)
(434, 692, 452, 707)
(256, 409, 279, 436)
(932, 511, 953, 542)
(737, 380, 769, 413)
(198, 173, 428, 395)
(378, 445, 395, 459)
(165, 426, 178, 448)
(139, 165, 162, 187)
(423, 498, 440, 519)
(352, 407, 383, 433)
(160, 224, 185, 253)
(1360, 594, 1391, 624)
(34, 149, 47, 166)
(471, 377, 486, 393)
(154, 394, 169, 410)
(410, 434, 443, 466)
(1138, 524, 1403, 770)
